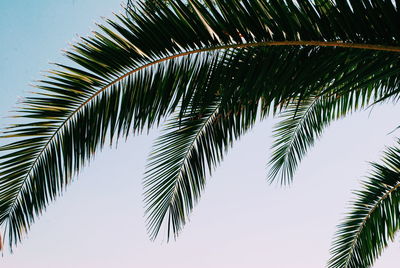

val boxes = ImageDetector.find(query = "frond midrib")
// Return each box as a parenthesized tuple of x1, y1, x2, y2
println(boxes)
(6, 40, 400, 226)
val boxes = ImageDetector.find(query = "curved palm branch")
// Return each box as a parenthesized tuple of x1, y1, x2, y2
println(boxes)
(268, 70, 400, 185)
(0, 0, 400, 252)
(328, 141, 400, 268)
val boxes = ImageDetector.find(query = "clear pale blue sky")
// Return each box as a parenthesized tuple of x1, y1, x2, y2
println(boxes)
(0, 1, 399, 267)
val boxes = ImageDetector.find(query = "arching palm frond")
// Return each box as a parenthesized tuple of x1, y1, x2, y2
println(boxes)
(268, 61, 400, 185)
(0, 52, 222, 248)
(269, 94, 355, 185)
(329, 141, 400, 268)
(1, 0, 400, 253)
(144, 98, 258, 240)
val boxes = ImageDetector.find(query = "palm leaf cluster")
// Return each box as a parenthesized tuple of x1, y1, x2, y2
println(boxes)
(1, 0, 400, 266)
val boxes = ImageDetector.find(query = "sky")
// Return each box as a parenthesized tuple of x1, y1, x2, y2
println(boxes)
(0, 1, 399, 267)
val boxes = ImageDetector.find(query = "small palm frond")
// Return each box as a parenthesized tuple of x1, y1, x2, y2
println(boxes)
(144, 98, 258, 240)
(328, 141, 400, 268)
(268, 53, 400, 185)
(269, 95, 343, 185)
(1, 0, 400, 250)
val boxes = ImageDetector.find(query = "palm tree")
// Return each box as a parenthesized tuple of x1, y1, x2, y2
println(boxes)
(0, 0, 399, 266)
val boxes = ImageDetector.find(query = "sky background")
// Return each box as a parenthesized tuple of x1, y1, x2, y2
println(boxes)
(0, 1, 399, 267)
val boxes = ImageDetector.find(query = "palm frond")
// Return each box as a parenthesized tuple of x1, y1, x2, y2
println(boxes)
(268, 44, 400, 185)
(1, 0, 400, 250)
(268, 74, 399, 185)
(144, 97, 258, 240)
(0, 50, 244, 249)
(269, 95, 343, 185)
(328, 140, 400, 268)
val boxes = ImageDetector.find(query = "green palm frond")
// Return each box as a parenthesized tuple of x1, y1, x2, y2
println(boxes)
(328, 141, 400, 268)
(144, 97, 258, 240)
(269, 94, 347, 185)
(268, 68, 400, 185)
(0, 52, 221, 248)
(1, 0, 400, 251)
